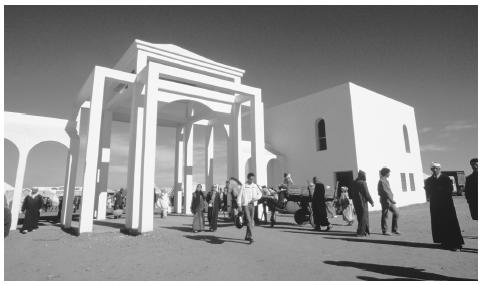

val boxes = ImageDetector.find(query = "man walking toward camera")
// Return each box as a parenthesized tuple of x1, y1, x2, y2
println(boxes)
(237, 173, 262, 244)
(377, 167, 400, 236)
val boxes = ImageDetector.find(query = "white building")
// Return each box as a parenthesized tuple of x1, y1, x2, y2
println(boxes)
(5, 40, 426, 233)
(265, 82, 426, 210)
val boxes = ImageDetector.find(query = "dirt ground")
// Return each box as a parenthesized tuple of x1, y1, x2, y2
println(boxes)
(4, 196, 478, 281)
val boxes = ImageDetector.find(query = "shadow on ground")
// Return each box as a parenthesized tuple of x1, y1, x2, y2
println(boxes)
(184, 235, 248, 245)
(324, 260, 477, 281)
(323, 237, 478, 253)
(281, 229, 359, 237)
(93, 220, 124, 229)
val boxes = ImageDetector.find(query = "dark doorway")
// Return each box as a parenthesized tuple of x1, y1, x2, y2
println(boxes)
(335, 171, 354, 198)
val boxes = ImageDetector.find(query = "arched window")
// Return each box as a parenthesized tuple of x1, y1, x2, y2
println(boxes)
(403, 125, 411, 153)
(316, 119, 327, 151)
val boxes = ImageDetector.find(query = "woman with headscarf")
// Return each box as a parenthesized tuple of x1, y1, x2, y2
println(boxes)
(351, 170, 374, 237)
(190, 184, 205, 233)
(339, 186, 354, 226)
(20, 188, 43, 234)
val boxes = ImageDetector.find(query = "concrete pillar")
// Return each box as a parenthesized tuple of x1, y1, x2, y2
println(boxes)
(249, 96, 267, 186)
(138, 69, 160, 233)
(94, 110, 112, 220)
(10, 151, 28, 230)
(183, 104, 194, 214)
(205, 123, 214, 192)
(173, 127, 184, 214)
(79, 70, 107, 234)
(125, 82, 144, 231)
(61, 138, 77, 228)
(228, 102, 242, 180)
(62, 107, 90, 228)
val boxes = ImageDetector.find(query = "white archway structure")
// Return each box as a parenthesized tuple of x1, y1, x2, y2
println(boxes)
(62, 40, 277, 234)
(4, 112, 69, 230)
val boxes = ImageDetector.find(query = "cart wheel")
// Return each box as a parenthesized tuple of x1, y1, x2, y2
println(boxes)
(294, 208, 308, 225)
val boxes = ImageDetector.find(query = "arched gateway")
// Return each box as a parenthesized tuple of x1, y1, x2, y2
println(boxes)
(61, 40, 276, 234)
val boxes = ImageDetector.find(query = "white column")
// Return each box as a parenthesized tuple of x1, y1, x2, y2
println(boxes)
(205, 123, 214, 192)
(228, 102, 242, 180)
(10, 151, 28, 230)
(183, 115, 194, 214)
(173, 127, 184, 214)
(125, 82, 144, 231)
(138, 68, 159, 233)
(249, 96, 267, 186)
(62, 107, 90, 228)
(94, 110, 112, 220)
(61, 139, 76, 227)
(79, 69, 107, 234)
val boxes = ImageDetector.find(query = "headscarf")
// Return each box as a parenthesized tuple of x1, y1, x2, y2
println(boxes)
(431, 162, 441, 169)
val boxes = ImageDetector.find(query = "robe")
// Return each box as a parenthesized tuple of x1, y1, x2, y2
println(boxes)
(425, 174, 464, 248)
(465, 171, 478, 220)
(206, 191, 221, 230)
(312, 182, 330, 227)
(5, 206, 11, 237)
(21, 194, 43, 231)
(190, 191, 205, 231)
(351, 179, 373, 236)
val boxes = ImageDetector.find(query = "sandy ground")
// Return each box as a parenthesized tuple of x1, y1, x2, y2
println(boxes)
(4, 196, 478, 281)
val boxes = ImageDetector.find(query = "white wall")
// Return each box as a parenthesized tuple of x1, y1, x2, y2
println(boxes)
(349, 83, 426, 210)
(264, 83, 358, 189)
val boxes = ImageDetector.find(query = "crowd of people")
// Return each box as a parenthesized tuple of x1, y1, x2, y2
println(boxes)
(189, 158, 477, 250)
(10, 157, 477, 251)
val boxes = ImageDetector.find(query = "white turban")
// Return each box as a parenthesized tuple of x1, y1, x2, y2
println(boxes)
(431, 162, 441, 168)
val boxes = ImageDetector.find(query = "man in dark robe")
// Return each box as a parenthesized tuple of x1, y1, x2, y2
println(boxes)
(351, 170, 374, 237)
(206, 184, 222, 232)
(21, 188, 43, 234)
(4, 198, 11, 238)
(464, 158, 477, 220)
(312, 176, 332, 231)
(424, 162, 464, 251)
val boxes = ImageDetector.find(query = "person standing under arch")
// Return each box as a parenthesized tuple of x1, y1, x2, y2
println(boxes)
(191, 184, 205, 233)
(206, 184, 221, 232)
(20, 188, 43, 234)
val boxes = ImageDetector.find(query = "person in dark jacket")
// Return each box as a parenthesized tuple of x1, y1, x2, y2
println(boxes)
(21, 188, 43, 234)
(351, 170, 374, 237)
(425, 162, 464, 251)
(464, 158, 477, 220)
(377, 167, 400, 235)
(312, 176, 332, 231)
(206, 184, 222, 232)
(191, 184, 205, 233)
(4, 197, 11, 238)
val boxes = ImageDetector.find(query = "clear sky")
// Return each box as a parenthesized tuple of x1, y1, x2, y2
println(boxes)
(4, 6, 478, 189)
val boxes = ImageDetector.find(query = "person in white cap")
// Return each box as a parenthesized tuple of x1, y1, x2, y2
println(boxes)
(424, 162, 464, 251)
